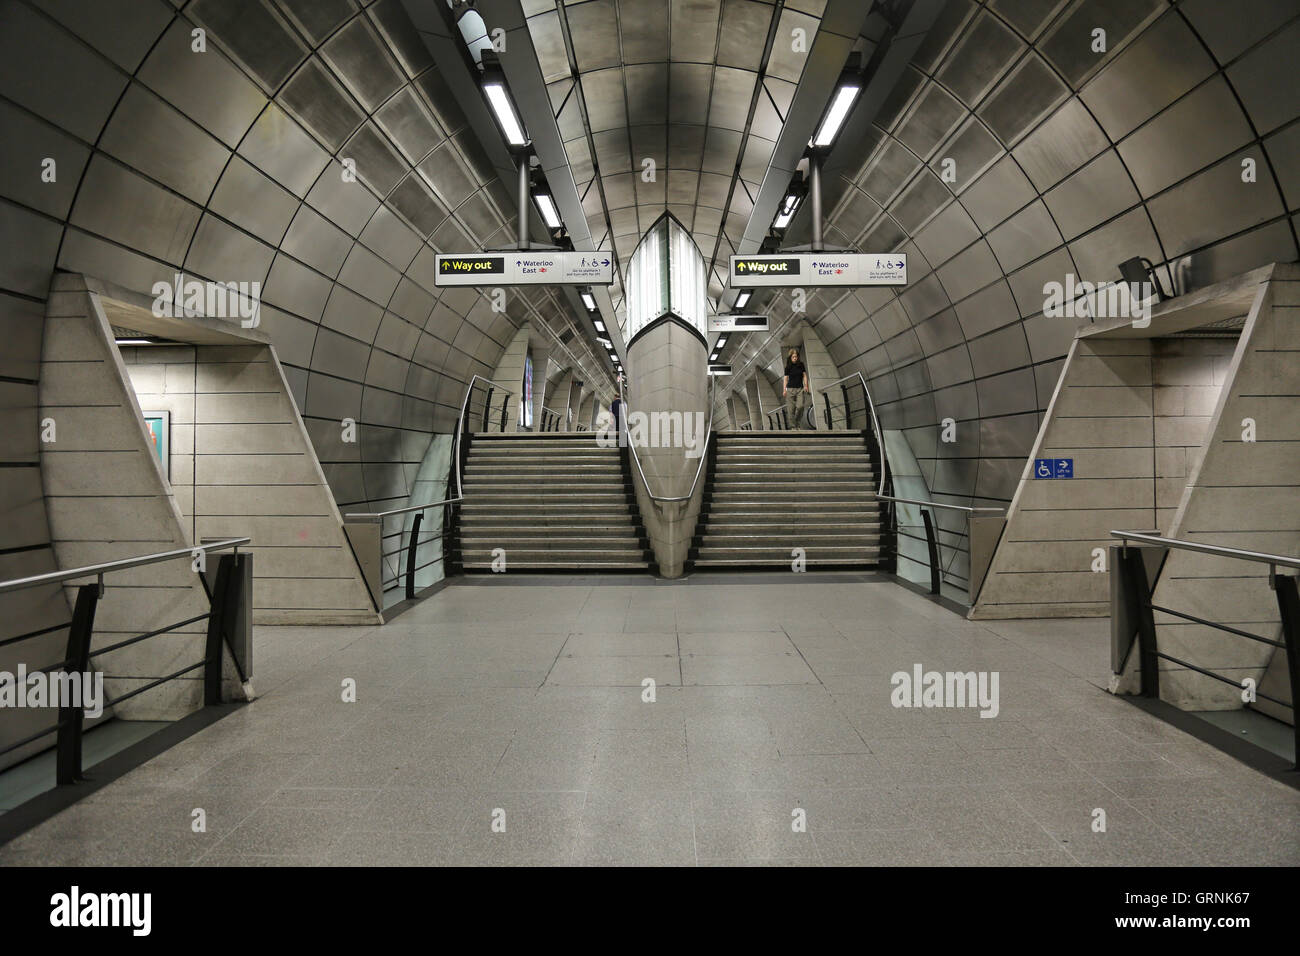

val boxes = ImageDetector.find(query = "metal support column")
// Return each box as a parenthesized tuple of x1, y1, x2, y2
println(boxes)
(516, 154, 529, 252)
(809, 154, 823, 253)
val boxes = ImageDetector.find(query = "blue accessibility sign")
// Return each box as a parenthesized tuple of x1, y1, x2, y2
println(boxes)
(1033, 458, 1074, 479)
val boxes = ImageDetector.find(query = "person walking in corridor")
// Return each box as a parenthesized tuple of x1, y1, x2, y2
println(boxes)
(783, 348, 809, 429)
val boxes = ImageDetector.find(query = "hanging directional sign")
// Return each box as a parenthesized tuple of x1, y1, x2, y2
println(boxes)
(729, 253, 907, 287)
(707, 313, 769, 333)
(707, 363, 733, 376)
(436, 251, 615, 287)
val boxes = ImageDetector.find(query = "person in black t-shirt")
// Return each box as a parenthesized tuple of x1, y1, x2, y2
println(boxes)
(783, 348, 810, 429)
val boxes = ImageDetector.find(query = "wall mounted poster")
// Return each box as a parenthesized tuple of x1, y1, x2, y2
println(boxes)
(142, 410, 170, 480)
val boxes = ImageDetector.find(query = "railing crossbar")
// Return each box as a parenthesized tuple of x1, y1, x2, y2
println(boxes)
(1148, 604, 1284, 648)
(87, 612, 213, 660)
(102, 660, 208, 710)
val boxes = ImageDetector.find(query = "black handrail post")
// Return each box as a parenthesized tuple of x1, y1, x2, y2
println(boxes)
(500, 399, 508, 432)
(203, 552, 248, 705)
(482, 386, 493, 431)
(1118, 544, 1161, 699)
(823, 392, 832, 429)
(841, 383, 849, 429)
(405, 510, 424, 600)
(56, 584, 99, 785)
(1271, 573, 1300, 768)
(921, 508, 941, 595)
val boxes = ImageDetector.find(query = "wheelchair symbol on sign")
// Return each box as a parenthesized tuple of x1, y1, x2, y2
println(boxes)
(1037, 460, 1052, 478)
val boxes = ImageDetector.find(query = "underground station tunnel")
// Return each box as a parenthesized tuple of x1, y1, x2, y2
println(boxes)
(0, 0, 1297, 924)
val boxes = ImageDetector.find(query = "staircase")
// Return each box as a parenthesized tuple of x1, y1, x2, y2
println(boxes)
(452, 432, 655, 572)
(688, 430, 883, 569)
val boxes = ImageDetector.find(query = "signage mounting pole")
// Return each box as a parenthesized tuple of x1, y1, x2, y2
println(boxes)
(516, 153, 529, 252)
(809, 153, 823, 253)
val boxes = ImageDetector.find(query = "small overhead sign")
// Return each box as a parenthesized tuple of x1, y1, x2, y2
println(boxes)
(707, 313, 769, 333)
(707, 364, 733, 376)
(728, 253, 907, 287)
(435, 251, 614, 287)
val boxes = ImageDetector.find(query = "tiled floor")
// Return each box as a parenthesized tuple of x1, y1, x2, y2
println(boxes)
(2, 575, 1297, 866)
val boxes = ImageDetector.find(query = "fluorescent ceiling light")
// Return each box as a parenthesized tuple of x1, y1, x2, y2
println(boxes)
(114, 338, 154, 345)
(716, 336, 728, 347)
(812, 82, 862, 147)
(593, 319, 605, 332)
(535, 193, 562, 229)
(580, 291, 597, 311)
(483, 81, 527, 146)
(773, 193, 800, 229)
(598, 337, 611, 347)
(710, 353, 719, 361)
(733, 290, 751, 310)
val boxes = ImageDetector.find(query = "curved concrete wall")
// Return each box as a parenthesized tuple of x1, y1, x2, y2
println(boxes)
(771, 1, 1298, 515)
(0, 0, 605, 540)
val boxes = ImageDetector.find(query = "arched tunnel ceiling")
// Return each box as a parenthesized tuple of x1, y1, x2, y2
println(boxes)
(0, 0, 612, 513)
(521, 0, 893, 330)
(719, 0, 1299, 508)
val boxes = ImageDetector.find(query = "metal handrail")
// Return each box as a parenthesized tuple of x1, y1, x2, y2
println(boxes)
(1109, 528, 1300, 765)
(453, 374, 518, 499)
(0, 535, 253, 782)
(880, 495, 1005, 515)
(345, 498, 463, 522)
(0, 537, 250, 594)
(821, 371, 889, 499)
(618, 370, 715, 505)
(1110, 530, 1300, 573)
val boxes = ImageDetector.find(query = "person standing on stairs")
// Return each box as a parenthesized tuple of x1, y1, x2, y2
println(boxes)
(783, 348, 810, 429)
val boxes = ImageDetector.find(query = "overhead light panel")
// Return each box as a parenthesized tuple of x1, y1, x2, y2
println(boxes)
(733, 290, 752, 310)
(716, 336, 728, 347)
(593, 319, 606, 333)
(534, 190, 562, 230)
(773, 185, 803, 229)
(481, 53, 527, 148)
(811, 80, 862, 148)
(580, 291, 597, 311)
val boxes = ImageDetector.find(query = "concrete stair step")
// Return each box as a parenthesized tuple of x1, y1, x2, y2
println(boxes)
(460, 560, 650, 570)
(459, 536, 643, 548)
(463, 483, 629, 493)
(712, 476, 873, 481)
(694, 545, 880, 559)
(459, 523, 640, 535)
(460, 504, 632, 514)
(464, 493, 630, 503)
(465, 460, 621, 468)
(697, 534, 879, 547)
(465, 471, 625, 482)
(710, 482, 873, 492)
(701, 521, 881, 533)
(458, 549, 648, 561)
(706, 501, 877, 513)
(691, 556, 878, 567)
